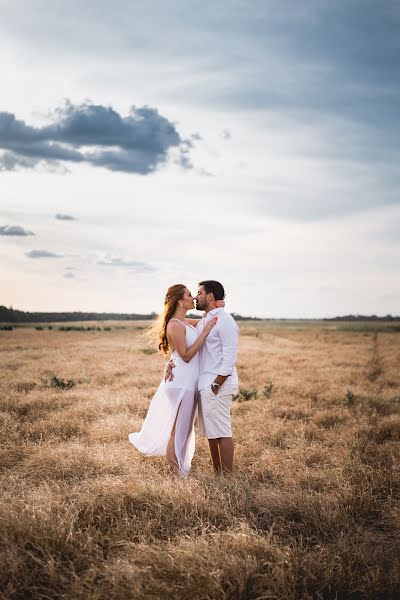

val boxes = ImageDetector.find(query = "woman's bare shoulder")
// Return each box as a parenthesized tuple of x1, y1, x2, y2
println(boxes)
(167, 319, 186, 332)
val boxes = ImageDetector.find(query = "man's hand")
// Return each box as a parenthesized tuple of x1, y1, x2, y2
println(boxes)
(211, 375, 228, 395)
(164, 359, 175, 382)
(211, 383, 219, 396)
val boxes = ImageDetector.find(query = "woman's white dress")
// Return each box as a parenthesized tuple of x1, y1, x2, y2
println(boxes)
(128, 320, 199, 478)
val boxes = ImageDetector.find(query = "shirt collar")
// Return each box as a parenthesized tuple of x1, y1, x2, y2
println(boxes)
(202, 307, 224, 318)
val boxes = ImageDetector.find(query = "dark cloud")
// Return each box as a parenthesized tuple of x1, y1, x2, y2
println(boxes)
(0, 102, 194, 174)
(0, 225, 34, 236)
(25, 249, 63, 258)
(55, 213, 76, 221)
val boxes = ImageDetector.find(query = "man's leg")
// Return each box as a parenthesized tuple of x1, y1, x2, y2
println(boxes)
(208, 438, 222, 472)
(218, 437, 234, 472)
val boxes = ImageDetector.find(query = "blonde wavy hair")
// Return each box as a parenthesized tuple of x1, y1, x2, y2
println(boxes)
(145, 284, 187, 354)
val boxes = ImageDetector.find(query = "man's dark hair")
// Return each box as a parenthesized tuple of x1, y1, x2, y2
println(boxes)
(199, 280, 225, 301)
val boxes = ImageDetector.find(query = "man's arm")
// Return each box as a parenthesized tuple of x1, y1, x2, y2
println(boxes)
(211, 317, 239, 394)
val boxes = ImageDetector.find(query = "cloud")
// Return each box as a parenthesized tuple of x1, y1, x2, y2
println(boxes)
(0, 101, 195, 174)
(25, 249, 63, 258)
(55, 213, 76, 221)
(220, 130, 231, 140)
(0, 225, 34, 236)
(96, 255, 156, 272)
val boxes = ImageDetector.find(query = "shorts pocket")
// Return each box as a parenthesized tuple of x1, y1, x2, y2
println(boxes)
(218, 394, 233, 407)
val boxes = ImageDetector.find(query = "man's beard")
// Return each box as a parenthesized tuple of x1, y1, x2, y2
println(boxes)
(196, 301, 206, 311)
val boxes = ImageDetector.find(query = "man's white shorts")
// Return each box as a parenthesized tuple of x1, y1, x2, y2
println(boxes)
(198, 385, 238, 439)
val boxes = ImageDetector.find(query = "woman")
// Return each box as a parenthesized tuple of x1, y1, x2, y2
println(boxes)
(128, 284, 218, 478)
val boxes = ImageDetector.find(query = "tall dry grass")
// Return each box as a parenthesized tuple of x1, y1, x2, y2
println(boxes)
(0, 321, 399, 599)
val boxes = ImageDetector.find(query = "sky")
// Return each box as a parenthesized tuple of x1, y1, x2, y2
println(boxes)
(1, 0, 399, 318)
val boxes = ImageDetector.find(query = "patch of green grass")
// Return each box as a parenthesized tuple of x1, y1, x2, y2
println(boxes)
(140, 348, 157, 355)
(263, 381, 274, 398)
(40, 374, 76, 390)
(345, 389, 355, 407)
(58, 326, 103, 331)
(338, 324, 400, 333)
(234, 388, 258, 402)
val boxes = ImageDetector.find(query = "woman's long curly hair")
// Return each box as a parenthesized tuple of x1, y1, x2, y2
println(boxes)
(145, 284, 187, 354)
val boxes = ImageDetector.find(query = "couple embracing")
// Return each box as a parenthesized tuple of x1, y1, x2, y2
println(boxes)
(128, 280, 239, 478)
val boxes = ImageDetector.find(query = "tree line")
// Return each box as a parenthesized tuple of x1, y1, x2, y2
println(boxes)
(0, 305, 398, 323)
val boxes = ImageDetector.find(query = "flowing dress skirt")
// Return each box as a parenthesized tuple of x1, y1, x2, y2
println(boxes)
(129, 325, 200, 478)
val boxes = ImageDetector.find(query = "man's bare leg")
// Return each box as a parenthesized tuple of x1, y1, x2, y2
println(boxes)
(208, 439, 222, 472)
(218, 437, 234, 472)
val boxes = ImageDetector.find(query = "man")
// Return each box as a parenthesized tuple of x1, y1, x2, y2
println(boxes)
(166, 280, 239, 473)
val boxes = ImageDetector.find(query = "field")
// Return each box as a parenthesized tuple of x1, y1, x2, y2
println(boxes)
(1, 320, 399, 599)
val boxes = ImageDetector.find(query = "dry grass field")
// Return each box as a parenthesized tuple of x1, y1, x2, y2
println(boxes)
(1, 320, 399, 599)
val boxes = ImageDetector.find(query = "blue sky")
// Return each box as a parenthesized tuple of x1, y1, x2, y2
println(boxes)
(1, 0, 399, 317)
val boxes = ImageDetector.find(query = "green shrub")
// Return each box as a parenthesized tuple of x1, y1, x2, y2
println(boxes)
(263, 381, 274, 398)
(234, 388, 258, 402)
(345, 389, 355, 407)
(40, 374, 76, 390)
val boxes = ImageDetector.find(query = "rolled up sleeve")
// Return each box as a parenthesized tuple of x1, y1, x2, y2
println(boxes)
(219, 320, 238, 376)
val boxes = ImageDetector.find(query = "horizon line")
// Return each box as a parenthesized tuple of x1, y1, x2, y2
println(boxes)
(1, 305, 399, 321)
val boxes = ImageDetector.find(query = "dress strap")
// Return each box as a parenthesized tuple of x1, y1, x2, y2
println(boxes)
(169, 318, 187, 328)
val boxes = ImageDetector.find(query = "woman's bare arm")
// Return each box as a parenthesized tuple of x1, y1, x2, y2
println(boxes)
(167, 319, 216, 363)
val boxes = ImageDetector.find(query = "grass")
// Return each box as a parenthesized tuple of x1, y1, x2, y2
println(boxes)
(40, 373, 77, 390)
(0, 319, 399, 599)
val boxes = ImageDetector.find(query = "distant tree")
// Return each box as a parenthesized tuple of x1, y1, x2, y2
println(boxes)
(0, 305, 398, 324)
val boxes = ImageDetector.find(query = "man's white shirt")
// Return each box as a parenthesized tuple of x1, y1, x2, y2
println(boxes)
(196, 307, 239, 392)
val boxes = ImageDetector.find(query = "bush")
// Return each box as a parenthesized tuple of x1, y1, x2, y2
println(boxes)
(263, 381, 274, 398)
(40, 374, 76, 390)
(0, 325, 13, 330)
(234, 388, 258, 402)
(345, 389, 355, 407)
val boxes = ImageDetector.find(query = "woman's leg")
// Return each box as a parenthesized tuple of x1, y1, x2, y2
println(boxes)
(166, 421, 179, 474)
